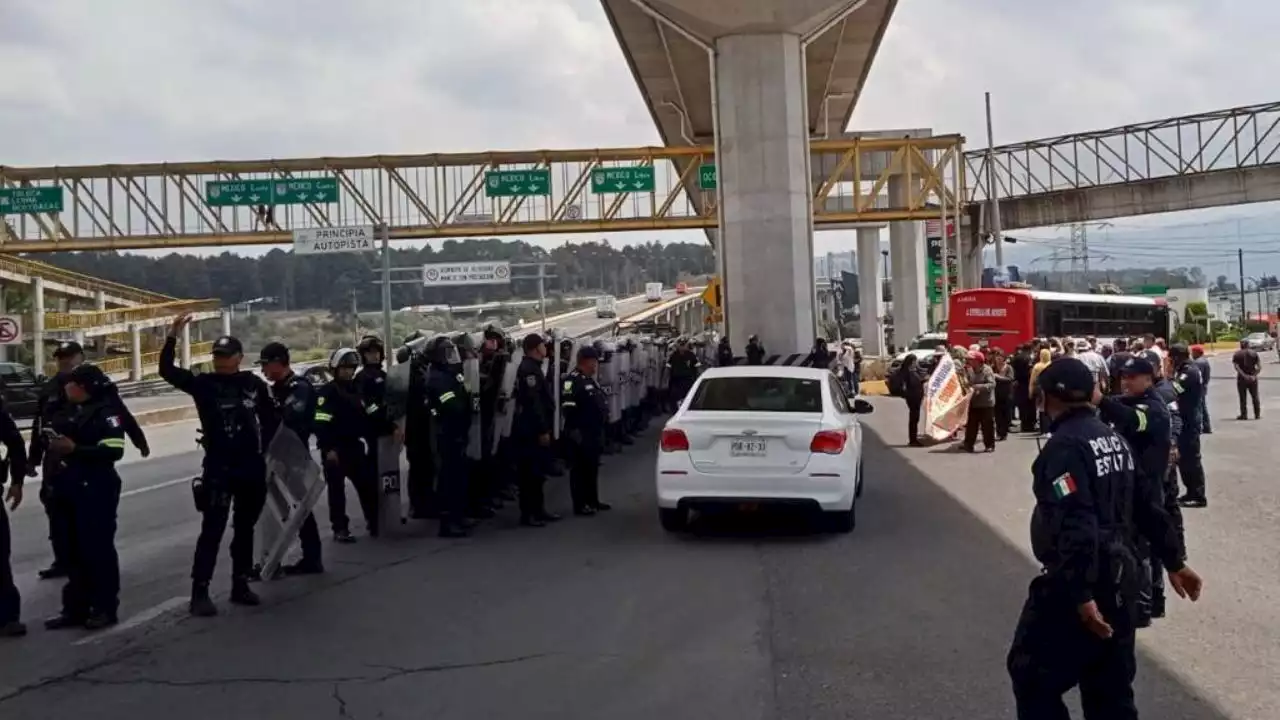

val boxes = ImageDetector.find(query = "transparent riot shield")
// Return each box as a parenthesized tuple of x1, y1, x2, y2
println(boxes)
(378, 358, 412, 534)
(459, 332, 483, 461)
(256, 426, 326, 580)
(495, 347, 523, 454)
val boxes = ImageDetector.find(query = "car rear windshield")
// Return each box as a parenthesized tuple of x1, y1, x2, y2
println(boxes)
(688, 376, 824, 413)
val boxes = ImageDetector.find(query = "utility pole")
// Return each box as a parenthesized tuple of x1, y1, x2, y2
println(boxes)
(1238, 248, 1247, 323)
(350, 289, 359, 345)
(380, 223, 392, 363)
(984, 91, 1005, 268)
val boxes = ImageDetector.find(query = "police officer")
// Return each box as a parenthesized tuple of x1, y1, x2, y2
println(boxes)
(259, 342, 323, 575)
(477, 326, 509, 510)
(423, 336, 474, 538)
(1007, 358, 1202, 718)
(0, 396, 29, 637)
(562, 345, 611, 516)
(1166, 344, 1208, 508)
(513, 333, 559, 527)
(356, 335, 402, 497)
(665, 339, 701, 410)
(716, 337, 734, 367)
(42, 364, 127, 631)
(161, 314, 274, 617)
(314, 348, 378, 542)
(745, 335, 766, 366)
(27, 341, 149, 580)
(402, 335, 438, 520)
(1095, 355, 1186, 623)
(803, 338, 833, 369)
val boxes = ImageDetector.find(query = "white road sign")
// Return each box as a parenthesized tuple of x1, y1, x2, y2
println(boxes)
(422, 261, 512, 287)
(292, 225, 376, 255)
(0, 314, 21, 345)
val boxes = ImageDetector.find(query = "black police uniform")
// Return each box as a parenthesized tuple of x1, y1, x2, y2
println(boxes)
(0, 398, 28, 635)
(716, 339, 734, 367)
(745, 337, 766, 366)
(513, 340, 556, 526)
(1096, 356, 1186, 624)
(1007, 359, 1186, 719)
(476, 329, 509, 508)
(403, 343, 438, 519)
(803, 340, 833, 369)
(666, 346, 700, 409)
(1167, 349, 1207, 506)
(160, 334, 274, 613)
(424, 340, 473, 537)
(314, 359, 378, 539)
(262, 345, 322, 573)
(44, 365, 127, 630)
(562, 348, 609, 514)
(28, 356, 148, 581)
(355, 337, 396, 498)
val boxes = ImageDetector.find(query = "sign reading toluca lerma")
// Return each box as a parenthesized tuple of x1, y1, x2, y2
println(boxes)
(421, 261, 512, 287)
(292, 225, 376, 255)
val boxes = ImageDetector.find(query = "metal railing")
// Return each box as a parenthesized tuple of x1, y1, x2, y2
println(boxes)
(44, 299, 220, 330)
(0, 254, 176, 305)
(45, 341, 216, 377)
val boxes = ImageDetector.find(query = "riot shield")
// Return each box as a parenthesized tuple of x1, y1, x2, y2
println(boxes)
(494, 347, 523, 455)
(463, 352, 482, 460)
(256, 426, 326, 581)
(378, 359, 412, 534)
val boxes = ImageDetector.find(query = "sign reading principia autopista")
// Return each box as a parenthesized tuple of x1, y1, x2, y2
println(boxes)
(292, 225, 376, 255)
(422, 261, 513, 287)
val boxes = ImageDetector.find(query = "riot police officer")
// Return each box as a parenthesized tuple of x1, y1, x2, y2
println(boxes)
(745, 335, 766, 365)
(477, 326, 510, 509)
(28, 340, 148, 581)
(562, 346, 611, 516)
(160, 314, 274, 617)
(42, 364, 127, 631)
(1095, 355, 1186, 624)
(401, 333, 438, 519)
(513, 333, 559, 527)
(716, 337, 734, 367)
(0, 396, 29, 637)
(423, 336, 474, 538)
(803, 338, 833, 369)
(260, 342, 323, 575)
(314, 347, 378, 542)
(356, 336, 402, 501)
(665, 339, 700, 410)
(1007, 358, 1202, 718)
(1167, 344, 1208, 508)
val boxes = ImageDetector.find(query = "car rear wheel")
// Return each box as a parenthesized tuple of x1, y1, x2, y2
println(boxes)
(659, 508, 688, 533)
(855, 456, 865, 499)
(824, 501, 856, 534)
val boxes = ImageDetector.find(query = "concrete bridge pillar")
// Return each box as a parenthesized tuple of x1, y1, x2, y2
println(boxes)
(129, 323, 143, 381)
(856, 228, 885, 356)
(0, 283, 7, 363)
(888, 176, 927, 345)
(31, 277, 46, 371)
(94, 290, 107, 311)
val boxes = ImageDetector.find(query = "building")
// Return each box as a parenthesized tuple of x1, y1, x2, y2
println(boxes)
(814, 251, 856, 280)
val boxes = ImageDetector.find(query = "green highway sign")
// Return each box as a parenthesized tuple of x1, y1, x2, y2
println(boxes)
(590, 166, 655, 194)
(205, 177, 339, 207)
(0, 186, 65, 214)
(485, 169, 551, 198)
(698, 164, 717, 191)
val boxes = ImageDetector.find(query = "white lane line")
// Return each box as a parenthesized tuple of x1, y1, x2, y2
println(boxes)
(120, 477, 190, 499)
(72, 596, 188, 646)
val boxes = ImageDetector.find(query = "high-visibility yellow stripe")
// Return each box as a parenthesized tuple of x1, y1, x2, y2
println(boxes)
(99, 438, 126, 448)
(314, 412, 333, 422)
(439, 391, 456, 403)
(1172, 381, 1185, 394)
(366, 403, 380, 414)
(1135, 409, 1147, 432)
(563, 380, 573, 392)
(562, 401, 577, 407)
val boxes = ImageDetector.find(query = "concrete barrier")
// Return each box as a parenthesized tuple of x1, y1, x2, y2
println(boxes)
(859, 380, 890, 397)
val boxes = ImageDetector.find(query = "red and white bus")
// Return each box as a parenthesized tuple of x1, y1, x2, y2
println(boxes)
(947, 288, 1171, 354)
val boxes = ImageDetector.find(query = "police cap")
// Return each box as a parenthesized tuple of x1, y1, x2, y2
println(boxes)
(577, 345, 599, 361)
(1168, 342, 1191, 359)
(257, 341, 290, 365)
(1037, 357, 1096, 402)
(1118, 355, 1155, 377)
(66, 363, 111, 393)
(53, 340, 84, 358)
(521, 333, 544, 352)
(211, 335, 244, 357)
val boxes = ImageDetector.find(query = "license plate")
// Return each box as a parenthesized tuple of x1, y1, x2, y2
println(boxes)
(730, 438, 767, 457)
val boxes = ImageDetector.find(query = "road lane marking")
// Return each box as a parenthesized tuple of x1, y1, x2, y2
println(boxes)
(120, 477, 190, 499)
(72, 596, 188, 646)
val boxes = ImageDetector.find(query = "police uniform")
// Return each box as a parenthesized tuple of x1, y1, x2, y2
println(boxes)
(476, 327, 509, 509)
(424, 337, 473, 537)
(666, 344, 701, 410)
(562, 346, 611, 515)
(1166, 345, 1208, 507)
(355, 336, 397, 501)
(42, 364, 127, 631)
(260, 343, 323, 574)
(0, 398, 29, 637)
(745, 336, 766, 366)
(716, 339, 734, 367)
(1007, 358, 1187, 718)
(513, 334, 558, 526)
(161, 334, 274, 616)
(1096, 356, 1186, 623)
(403, 339, 438, 519)
(314, 348, 378, 541)
(27, 341, 148, 581)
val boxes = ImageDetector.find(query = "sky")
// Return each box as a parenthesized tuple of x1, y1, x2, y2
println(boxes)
(2, 0, 1279, 281)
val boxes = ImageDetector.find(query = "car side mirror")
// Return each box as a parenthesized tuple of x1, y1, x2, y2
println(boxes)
(851, 398, 874, 414)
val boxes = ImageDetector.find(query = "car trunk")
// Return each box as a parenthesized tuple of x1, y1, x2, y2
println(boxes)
(679, 411, 823, 476)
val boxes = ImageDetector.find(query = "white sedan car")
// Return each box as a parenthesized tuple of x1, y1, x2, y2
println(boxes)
(655, 365, 874, 534)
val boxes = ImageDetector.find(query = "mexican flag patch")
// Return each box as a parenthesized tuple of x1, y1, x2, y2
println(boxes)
(1051, 472, 1078, 499)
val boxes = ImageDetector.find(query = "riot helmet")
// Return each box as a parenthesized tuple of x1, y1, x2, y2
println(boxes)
(329, 347, 360, 370)
(427, 335, 462, 367)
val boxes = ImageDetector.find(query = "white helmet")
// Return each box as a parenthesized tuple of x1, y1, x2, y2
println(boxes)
(329, 347, 360, 369)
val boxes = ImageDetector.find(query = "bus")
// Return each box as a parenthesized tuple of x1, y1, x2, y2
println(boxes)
(947, 288, 1171, 354)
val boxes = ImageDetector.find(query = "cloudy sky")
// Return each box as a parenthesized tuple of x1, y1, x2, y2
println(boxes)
(2, 0, 1278, 279)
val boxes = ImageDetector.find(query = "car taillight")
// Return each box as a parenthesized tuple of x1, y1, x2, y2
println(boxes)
(660, 428, 690, 452)
(810, 429, 847, 454)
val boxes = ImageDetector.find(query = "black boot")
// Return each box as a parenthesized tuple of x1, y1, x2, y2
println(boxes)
(189, 582, 218, 617)
(229, 577, 261, 606)
(84, 612, 119, 631)
(282, 559, 325, 576)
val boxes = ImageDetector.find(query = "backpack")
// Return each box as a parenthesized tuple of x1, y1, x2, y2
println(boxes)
(887, 366, 907, 397)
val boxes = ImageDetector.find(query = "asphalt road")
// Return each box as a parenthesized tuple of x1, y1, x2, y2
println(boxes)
(0, 351, 1266, 719)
